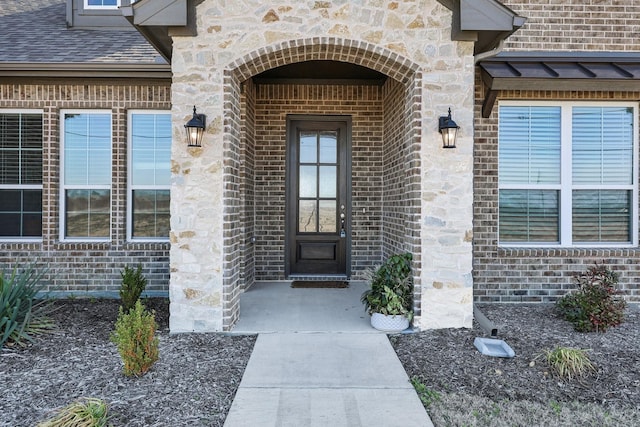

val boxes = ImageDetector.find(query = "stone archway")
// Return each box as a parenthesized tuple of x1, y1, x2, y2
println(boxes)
(221, 38, 424, 330)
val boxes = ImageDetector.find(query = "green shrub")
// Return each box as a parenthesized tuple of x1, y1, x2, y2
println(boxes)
(37, 397, 109, 427)
(119, 264, 147, 313)
(110, 300, 159, 377)
(544, 346, 596, 381)
(557, 263, 626, 332)
(1, 264, 54, 348)
(361, 252, 414, 318)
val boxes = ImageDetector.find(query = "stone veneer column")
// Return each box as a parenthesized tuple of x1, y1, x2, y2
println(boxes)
(418, 46, 475, 329)
(419, 74, 475, 329)
(168, 0, 475, 332)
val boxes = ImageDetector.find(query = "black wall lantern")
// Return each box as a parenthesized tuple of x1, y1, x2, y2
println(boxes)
(438, 107, 459, 149)
(184, 106, 206, 147)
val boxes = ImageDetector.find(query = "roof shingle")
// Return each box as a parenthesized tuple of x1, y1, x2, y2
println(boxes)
(0, 0, 166, 64)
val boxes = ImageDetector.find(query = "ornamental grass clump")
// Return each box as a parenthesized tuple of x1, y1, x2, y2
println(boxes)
(119, 264, 147, 313)
(110, 300, 159, 377)
(544, 346, 596, 381)
(37, 398, 109, 427)
(1, 264, 54, 348)
(557, 263, 626, 332)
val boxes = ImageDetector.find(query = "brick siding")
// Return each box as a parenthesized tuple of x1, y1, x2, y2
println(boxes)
(502, 0, 640, 51)
(473, 77, 640, 303)
(249, 82, 406, 280)
(0, 80, 171, 295)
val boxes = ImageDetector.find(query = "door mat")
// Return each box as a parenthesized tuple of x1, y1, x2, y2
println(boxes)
(291, 281, 349, 288)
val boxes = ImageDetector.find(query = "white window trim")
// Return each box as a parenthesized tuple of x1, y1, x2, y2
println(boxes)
(60, 109, 112, 242)
(127, 110, 171, 242)
(0, 109, 44, 242)
(84, 0, 121, 10)
(498, 100, 639, 248)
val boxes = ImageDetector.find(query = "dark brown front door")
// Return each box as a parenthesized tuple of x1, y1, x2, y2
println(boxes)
(286, 116, 351, 277)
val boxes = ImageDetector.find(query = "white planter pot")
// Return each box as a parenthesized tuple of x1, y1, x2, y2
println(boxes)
(370, 312, 409, 332)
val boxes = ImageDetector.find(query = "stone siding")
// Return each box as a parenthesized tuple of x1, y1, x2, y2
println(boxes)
(169, 0, 475, 331)
(0, 81, 171, 295)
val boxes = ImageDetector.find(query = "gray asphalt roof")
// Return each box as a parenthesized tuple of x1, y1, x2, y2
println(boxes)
(0, 0, 165, 64)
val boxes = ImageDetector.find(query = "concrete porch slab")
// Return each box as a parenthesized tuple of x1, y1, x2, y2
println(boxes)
(231, 281, 378, 334)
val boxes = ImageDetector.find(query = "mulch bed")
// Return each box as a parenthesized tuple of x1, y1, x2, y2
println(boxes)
(3, 299, 639, 426)
(0, 299, 256, 427)
(391, 303, 640, 409)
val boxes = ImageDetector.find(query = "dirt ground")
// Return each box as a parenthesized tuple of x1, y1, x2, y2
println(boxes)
(2, 299, 639, 426)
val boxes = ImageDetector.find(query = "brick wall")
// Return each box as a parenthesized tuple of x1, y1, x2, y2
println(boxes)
(473, 77, 640, 303)
(502, 0, 640, 51)
(472, 1, 640, 304)
(240, 78, 256, 290)
(251, 83, 386, 280)
(0, 80, 171, 295)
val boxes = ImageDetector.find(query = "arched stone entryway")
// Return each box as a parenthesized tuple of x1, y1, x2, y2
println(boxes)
(167, 1, 476, 333)
(221, 38, 424, 330)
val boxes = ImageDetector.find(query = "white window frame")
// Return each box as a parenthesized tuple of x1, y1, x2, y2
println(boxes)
(84, 0, 121, 10)
(60, 109, 112, 242)
(498, 100, 639, 248)
(127, 110, 171, 242)
(0, 109, 44, 242)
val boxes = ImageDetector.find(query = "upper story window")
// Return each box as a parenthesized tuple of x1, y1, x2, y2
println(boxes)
(128, 111, 171, 240)
(498, 102, 638, 247)
(61, 111, 112, 240)
(84, 0, 120, 9)
(0, 111, 43, 239)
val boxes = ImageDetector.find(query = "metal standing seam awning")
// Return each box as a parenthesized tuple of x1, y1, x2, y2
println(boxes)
(478, 52, 640, 117)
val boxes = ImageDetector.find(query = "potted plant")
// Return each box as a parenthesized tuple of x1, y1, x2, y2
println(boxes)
(360, 252, 413, 332)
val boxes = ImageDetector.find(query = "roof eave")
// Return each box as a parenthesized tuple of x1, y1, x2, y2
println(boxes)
(0, 63, 172, 79)
(438, 0, 527, 55)
(478, 54, 640, 117)
(122, 0, 201, 63)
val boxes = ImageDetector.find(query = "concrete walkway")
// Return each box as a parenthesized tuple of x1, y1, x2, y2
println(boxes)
(224, 282, 434, 426)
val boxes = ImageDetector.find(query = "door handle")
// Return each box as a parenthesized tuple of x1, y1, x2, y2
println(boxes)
(340, 206, 346, 238)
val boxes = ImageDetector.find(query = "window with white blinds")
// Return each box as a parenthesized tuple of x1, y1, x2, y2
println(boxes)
(61, 111, 112, 240)
(0, 111, 43, 238)
(128, 111, 171, 240)
(498, 102, 637, 246)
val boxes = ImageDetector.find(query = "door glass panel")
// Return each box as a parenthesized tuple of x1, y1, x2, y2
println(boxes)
(300, 131, 317, 163)
(319, 131, 337, 163)
(319, 166, 336, 198)
(299, 166, 317, 198)
(319, 200, 336, 233)
(298, 200, 317, 232)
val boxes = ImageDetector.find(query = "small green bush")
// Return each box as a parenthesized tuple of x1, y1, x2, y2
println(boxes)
(119, 264, 147, 313)
(1, 264, 54, 348)
(544, 346, 596, 381)
(557, 263, 626, 332)
(37, 397, 109, 427)
(361, 252, 414, 319)
(110, 300, 159, 377)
